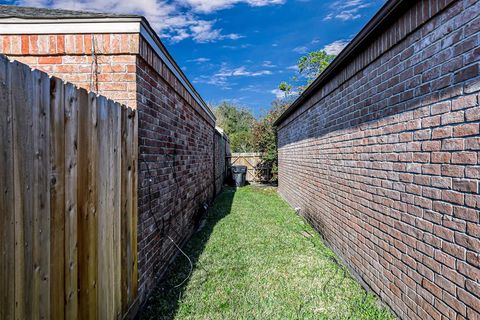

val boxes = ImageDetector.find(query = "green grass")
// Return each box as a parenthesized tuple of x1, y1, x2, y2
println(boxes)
(140, 186, 394, 320)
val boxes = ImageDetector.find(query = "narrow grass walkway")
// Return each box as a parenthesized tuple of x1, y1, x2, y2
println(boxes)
(140, 186, 393, 320)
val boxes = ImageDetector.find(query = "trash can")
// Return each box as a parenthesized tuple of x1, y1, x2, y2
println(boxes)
(232, 165, 247, 187)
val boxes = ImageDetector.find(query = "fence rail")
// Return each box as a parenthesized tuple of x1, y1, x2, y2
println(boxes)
(0, 56, 138, 320)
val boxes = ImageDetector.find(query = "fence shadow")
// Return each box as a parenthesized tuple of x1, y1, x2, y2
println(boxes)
(138, 187, 236, 320)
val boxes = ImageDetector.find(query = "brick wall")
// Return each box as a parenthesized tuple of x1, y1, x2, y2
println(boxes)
(276, 1, 480, 319)
(0, 29, 224, 309)
(0, 33, 139, 107)
(135, 37, 217, 301)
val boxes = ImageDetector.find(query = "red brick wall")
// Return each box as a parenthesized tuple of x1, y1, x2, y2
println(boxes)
(277, 1, 480, 319)
(135, 37, 216, 301)
(0, 31, 220, 308)
(0, 34, 138, 107)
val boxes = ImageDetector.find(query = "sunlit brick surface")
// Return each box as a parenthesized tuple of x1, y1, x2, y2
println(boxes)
(277, 1, 480, 319)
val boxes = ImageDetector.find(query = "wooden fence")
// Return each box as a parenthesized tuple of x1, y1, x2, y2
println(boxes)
(231, 153, 272, 182)
(0, 56, 138, 319)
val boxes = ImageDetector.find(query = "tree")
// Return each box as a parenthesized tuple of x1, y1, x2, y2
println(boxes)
(279, 50, 336, 96)
(213, 102, 256, 152)
(278, 81, 292, 97)
(298, 50, 335, 84)
(251, 100, 289, 180)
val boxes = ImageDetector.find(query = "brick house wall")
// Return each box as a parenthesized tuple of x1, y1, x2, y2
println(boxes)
(276, 0, 480, 319)
(0, 16, 223, 309)
(135, 37, 217, 301)
(0, 33, 139, 107)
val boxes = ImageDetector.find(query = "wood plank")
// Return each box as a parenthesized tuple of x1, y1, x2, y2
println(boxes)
(30, 69, 41, 320)
(77, 90, 98, 320)
(96, 95, 109, 320)
(64, 83, 79, 320)
(120, 106, 129, 313)
(112, 102, 122, 318)
(105, 99, 114, 319)
(76, 88, 88, 319)
(49, 77, 65, 320)
(87, 93, 99, 320)
(0, 54, 15, 320)
(31, 69, 51, 320)
(37, 71, 51, 320)
(125, 107, 134, 306)
(121, 106, 137, 311)
(12, 60, 35, 320)
(131, 108, 139, 299)
(24, 67, 35, 320)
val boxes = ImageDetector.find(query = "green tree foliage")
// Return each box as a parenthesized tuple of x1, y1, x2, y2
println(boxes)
(213, 101, 256, 152)
(251, 100, 289, 180)
(278, 81, 292, 97)
(298, 50, 335, 83)
(279, 50, 336, 95)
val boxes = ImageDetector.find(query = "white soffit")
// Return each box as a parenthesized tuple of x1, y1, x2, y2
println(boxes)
(0, 18, 141, 34)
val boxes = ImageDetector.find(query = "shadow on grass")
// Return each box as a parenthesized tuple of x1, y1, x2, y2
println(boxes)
(138, 187, 236, 320)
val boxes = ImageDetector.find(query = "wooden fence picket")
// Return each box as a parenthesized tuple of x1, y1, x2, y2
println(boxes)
(12, 59, 32, 320)
(0, 54, 15, 320)
(49, 76, 66, 320)
(64, 83, 79, 319)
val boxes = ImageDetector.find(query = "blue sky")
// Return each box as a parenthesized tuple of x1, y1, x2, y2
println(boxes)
(5, 0, 385, 117)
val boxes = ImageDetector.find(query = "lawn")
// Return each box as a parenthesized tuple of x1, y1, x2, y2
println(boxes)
(140, 186, 394, 320)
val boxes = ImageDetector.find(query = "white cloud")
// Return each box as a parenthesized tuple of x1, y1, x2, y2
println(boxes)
(216, 66, 272, 77)
(195, 64, 272, 89)
(221, 97, 247, 104)
(189, 20, 243, 42)
(271, 88, 285, 99)
(338, 0, 366, 8)
(188, 57, 210, 63)
(323, 0, 370, 21)
(16, 0, 252, 43)
(323, 13, 333, 21)
(239, 84, 262, 92)
(178, 0, 285, 13)
(323, 39, 350, 55)
(293, 46, 308, 54)
(227, 34, 244, 40)
(271, 88, 298, 99)
(222, 43, 252, 49)
(193, 74, 233, 89)
(262, 60, 276, 68)
(335, 10, 361, 21)
(287, 65, 299, 71)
